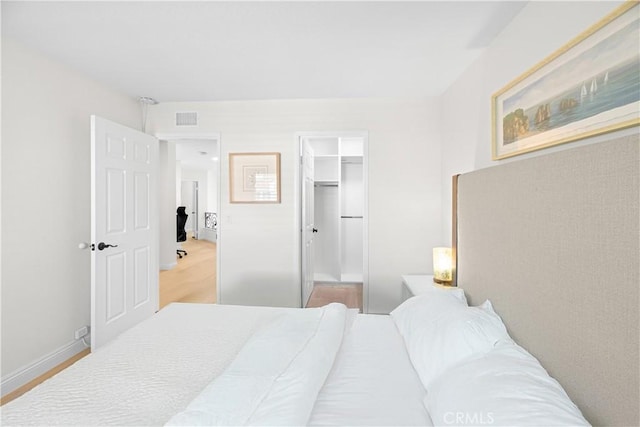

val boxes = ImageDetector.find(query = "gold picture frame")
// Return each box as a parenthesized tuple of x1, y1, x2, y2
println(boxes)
(491, 2, 640, 160)
(229, 152, 281, 203)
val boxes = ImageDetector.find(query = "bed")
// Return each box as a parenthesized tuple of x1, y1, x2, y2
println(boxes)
(1, 302, 435, 426)
(1, 299, 587, 427)
(2, 134, 637, 426)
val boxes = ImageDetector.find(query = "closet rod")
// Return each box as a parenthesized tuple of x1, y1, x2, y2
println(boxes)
(341, 215, 363, 219)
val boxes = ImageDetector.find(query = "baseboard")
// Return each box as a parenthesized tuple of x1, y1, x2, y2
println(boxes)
(160, 262, 177, 270)
(1, 339, 88, 397)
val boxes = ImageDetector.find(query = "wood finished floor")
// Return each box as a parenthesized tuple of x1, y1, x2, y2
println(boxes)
(306, 282, 363, 312)
(160, 237, 217, 308)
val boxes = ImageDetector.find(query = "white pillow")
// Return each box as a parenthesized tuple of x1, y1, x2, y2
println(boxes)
(424, 341, 589, 426)
(392, 297, 512, 389)
(391, 288, 468, 345)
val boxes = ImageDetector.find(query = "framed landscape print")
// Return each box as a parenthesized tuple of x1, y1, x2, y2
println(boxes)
(492, 2, 640, 160)
(229, 152, 281, 203)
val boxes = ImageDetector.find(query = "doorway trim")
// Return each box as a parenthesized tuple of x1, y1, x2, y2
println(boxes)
(294, 131, 369, 313)
(156, 132, 222, 304)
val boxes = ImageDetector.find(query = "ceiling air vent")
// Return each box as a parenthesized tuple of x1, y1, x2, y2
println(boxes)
(175, 111, 198, 127)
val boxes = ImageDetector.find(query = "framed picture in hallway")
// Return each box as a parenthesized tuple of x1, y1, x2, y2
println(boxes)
(491, 2, 640, 160)
(229, 152, 281, 203)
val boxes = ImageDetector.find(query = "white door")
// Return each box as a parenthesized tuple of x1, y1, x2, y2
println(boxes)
(180, 180, 197, 237)
(91, 115, 159, 351)
(301, 139, 315, 306)
(180, 181, 193, 233)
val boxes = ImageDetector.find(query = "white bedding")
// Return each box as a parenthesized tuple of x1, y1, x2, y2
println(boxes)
(167, 303, 348, 426)
(2, 303, 430, 426)
(1, 303, 288, 426)
(309, 314, 432, 426)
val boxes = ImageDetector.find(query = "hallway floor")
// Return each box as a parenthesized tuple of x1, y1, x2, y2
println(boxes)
(305, 283, 363, 312)
(160, 237, 217, 309)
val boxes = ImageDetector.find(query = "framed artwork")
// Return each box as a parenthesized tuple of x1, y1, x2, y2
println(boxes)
(229, 152, 281, 203)
(204, 212, 217, 229)
(492, 2, 640, 160)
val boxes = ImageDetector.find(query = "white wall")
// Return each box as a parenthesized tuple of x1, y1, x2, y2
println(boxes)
(1, 39, 140, 378)
(181, 167, 211, 237)
(440, 1, 631, 244)
(159, 140, 177, 270)
(148, 97, 442, 313)
(207, 166, 218, 214)
(175, 161, 183, 206)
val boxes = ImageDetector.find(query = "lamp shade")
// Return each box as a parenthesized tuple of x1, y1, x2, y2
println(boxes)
(433, 247, 453, 284)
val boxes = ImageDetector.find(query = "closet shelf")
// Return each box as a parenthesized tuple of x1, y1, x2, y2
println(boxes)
(315, 181, 338, 187)
(341, 156, 363, 164)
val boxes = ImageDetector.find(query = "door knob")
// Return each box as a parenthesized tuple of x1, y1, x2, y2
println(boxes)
(95, 242, 119, 251)
(312, 228, 318, 233)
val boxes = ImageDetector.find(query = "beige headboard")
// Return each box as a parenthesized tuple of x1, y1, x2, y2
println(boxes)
(456, 135, 639, 426)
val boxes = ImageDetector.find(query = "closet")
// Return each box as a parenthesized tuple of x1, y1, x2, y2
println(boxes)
(310, 137, 364, 284)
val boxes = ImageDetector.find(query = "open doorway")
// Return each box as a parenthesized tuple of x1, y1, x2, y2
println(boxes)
(157, 134, 221, 308)
(298, 133, 368, 313)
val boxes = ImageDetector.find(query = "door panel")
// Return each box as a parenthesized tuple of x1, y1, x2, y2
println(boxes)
(134, 172, 150, 229)
(134, 140, 150, 163)
(92, 115, 159, 351)
(106, 169, 126, 233)
(133, 247, 151, 307)
(301, 139, 315, 306)
(106, 134, 126, 159)
(105, 252, 126, 321)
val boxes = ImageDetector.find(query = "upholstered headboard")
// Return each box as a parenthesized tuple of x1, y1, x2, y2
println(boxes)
(456, 135, 639, 426)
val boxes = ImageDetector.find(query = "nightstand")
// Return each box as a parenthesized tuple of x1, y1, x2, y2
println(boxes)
(401, 274, 435, 302)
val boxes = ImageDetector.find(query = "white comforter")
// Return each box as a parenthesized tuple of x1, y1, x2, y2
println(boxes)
(1, 303, 287, 426)
(1, 303, 353, 427)
(167, 303, 348, 426)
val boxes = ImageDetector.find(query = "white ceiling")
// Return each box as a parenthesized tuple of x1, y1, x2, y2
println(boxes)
(175, 139, 219, 170)
(2, 1, 527, 103)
